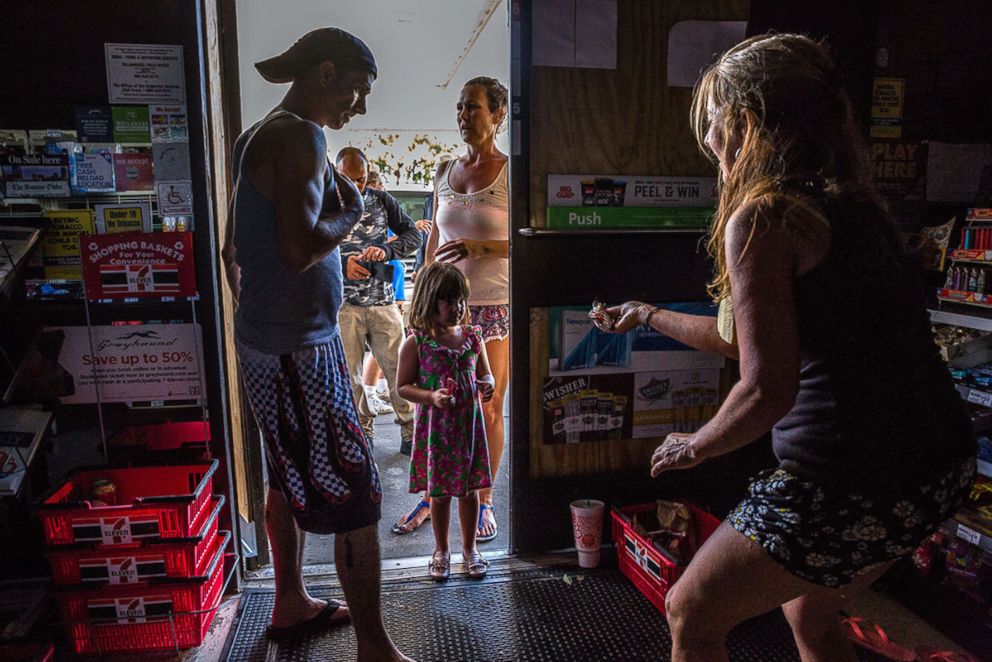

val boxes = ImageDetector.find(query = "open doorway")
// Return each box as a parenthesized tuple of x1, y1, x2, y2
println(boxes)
(231, 1, 511, 566)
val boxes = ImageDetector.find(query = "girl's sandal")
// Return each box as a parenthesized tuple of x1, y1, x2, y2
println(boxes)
(428, 550, 450, 581)
(464, 550, 489, 579)
(841, 617, 915, 662)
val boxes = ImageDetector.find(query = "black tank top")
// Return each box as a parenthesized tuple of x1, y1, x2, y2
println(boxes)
(770, 193, 973, 494)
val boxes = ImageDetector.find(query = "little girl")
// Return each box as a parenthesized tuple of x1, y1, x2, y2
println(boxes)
(396, 262, 495, 581)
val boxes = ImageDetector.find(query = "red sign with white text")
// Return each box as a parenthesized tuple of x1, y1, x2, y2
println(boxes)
(81, 232, 196, 300)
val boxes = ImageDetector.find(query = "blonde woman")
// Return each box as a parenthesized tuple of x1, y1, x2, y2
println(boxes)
(393, 77, 509, 543)
(605, 34, 974, 661)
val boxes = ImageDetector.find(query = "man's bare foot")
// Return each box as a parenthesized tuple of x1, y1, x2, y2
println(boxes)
(272, 597, 349, 628)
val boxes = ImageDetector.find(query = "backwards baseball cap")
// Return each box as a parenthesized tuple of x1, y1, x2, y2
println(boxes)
(255, 27, 377, 84)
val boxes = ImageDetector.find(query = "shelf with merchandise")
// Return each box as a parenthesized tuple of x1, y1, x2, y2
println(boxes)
(949, 249, 992, 265)
(937, 289, 992, 308)
(954, 383, 992, 409)
(930, 306, 992, 333)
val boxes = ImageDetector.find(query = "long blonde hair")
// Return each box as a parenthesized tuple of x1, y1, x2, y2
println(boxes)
(691, 33, 878, 301)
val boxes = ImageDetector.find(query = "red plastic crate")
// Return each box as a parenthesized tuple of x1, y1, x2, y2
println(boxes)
(56, 531, 231, 656)
(46, 495, 224, 586)
(34, 461, 217, 547)
(611, 502, 721, 614)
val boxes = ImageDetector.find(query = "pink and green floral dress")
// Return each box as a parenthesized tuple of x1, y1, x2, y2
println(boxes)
(408, 325, 492, 497)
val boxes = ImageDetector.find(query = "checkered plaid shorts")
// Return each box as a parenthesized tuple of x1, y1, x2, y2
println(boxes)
(237, 336, 381, 534)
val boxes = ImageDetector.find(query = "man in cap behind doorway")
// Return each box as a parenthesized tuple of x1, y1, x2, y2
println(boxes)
(222, 27, 413, 661)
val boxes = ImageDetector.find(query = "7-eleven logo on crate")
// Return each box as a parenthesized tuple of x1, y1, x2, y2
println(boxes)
(99, 263, 180, 295)
(88, 595, 173, 624)
(624, 533, 663, 583)
(72, 515, 160, 545)
(79, 555, 168, 584)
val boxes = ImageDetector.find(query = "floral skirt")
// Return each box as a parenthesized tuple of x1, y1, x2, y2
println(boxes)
(728, 458, 976, 587)
(469, 304, 510, 342)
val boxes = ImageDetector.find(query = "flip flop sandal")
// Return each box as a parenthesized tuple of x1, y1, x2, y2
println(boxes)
(428, 550, 450, 581)
(392, 499, 431, 534)
(916, 647, 980, 662)
(476, 503, 497, 543)
(464, 550, 490, 579)
(266, 600, 349, 641)
(842, 617, 916, 661)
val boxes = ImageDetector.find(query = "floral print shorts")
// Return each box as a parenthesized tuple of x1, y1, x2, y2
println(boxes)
(728, 457, 976, 587)
(469, 304, 510, 342)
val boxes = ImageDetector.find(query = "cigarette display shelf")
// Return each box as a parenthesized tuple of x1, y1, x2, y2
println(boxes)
(954, 383, 992, 409)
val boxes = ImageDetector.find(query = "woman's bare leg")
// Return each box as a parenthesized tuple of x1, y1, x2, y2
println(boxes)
(477, 335, 509, 538)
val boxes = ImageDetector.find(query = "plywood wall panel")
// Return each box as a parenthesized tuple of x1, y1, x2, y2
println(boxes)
(528, 0, 749, 226)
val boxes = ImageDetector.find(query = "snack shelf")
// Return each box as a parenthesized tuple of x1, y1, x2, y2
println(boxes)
(929, 307, 992, 333)
(943, 517, 992, 555)
(949, 249, 992, 265)
(937, 290, 992, 309)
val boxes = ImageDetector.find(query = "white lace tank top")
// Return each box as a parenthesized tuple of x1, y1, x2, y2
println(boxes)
(435, 160, 509, 305)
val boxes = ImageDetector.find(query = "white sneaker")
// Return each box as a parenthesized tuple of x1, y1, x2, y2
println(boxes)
(375, 380, 391, 404)
(368, 393, 393, 415)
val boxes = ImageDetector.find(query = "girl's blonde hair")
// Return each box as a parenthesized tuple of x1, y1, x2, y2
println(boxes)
(409, 262, 471, 336)
(690, 33, 879, 301)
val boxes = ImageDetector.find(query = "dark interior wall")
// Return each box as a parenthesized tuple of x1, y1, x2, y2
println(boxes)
(2, 1, 233, 519)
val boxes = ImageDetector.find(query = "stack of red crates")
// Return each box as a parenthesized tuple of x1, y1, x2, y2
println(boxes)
(33, 461, 229, 655)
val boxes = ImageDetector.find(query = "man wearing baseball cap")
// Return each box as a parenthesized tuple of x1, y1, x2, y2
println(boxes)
(222, 27, 412, 661)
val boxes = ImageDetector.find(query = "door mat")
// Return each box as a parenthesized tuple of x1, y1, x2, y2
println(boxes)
(223, 567, 887, 661)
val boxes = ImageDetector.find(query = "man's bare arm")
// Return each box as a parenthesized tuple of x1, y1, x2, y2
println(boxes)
(272, 122, 363, 273)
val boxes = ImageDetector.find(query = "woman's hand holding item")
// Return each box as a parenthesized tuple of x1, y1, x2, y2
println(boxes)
(431, 388, 455, 409)
(415, 219, 432, 233)
(601, 301, 655, 334)
(478, 374, 495, 402)
(435, 238, 487, 263)
(650, 433, 704, 477)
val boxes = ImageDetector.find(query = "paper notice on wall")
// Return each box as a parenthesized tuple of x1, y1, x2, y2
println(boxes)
(39, 324, 203, 404)
(667, 21, 747, 87)
(105, 44, 186, 104)
(926, 142, 992, 203)
(533, 0, 617, 69)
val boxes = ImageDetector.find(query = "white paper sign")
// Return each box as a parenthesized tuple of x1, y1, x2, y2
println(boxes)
(152, 143, 192, 181)
(105, 44, 186, 103)
(156, 180, 194, 215)
(533, 0, 617, 69)
(47, 323, 203, 404)
(667, 21, 748, 88)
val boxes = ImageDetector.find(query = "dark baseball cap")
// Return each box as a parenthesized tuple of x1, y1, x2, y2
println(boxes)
(255, 27, 377, 84)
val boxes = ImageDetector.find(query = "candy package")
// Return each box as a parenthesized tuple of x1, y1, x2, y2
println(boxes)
(588, 299, 617, 332)
(632, 500, 700, 566)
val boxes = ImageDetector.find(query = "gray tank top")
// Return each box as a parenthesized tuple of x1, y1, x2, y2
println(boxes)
(232, 110, 344, 355)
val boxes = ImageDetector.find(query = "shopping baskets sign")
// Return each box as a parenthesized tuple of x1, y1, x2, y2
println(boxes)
(80, 232, 196, 300)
